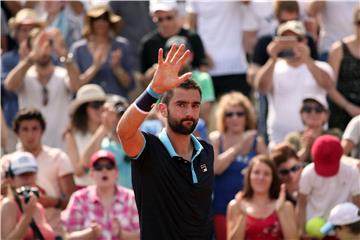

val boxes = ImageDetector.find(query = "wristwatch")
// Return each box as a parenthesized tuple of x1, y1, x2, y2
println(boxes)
(59, 52, 74, 64)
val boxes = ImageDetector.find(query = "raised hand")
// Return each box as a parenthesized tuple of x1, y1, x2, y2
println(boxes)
(110, 49, 122, 69)
(275, 183, 286, 212)
(150, 44, 192, 94)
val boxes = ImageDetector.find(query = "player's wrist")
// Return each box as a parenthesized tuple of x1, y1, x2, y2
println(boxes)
(134, 85, 162, 114)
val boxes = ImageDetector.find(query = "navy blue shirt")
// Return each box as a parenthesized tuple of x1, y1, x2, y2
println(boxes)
(131, 130, 214, 240)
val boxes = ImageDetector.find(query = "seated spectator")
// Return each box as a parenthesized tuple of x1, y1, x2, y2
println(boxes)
(1, 107, 76, 237)
(62, 150, 140, 239)
(296, 135, 360, 239)
(271, 143, 303, 205)
(285, 96, 341, 163)
(209, 91, 267, 240)
(64, 84, 107, 188)
(227, 155, 298, 240)
(321, 202, 360, 240)
(1, 152, 55, 239)
(342, 115, 360, 159)
(70, 5, 135, 99)
(254, 20, 334, 149)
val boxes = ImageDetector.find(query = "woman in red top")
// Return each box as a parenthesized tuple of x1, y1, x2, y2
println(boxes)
(227, 155, 298, 240)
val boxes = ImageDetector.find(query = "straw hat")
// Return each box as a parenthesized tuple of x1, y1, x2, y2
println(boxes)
(69, 84, 107, 115)
(8, 8, 45, 30)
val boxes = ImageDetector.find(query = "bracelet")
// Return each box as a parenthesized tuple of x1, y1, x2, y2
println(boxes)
(135, 85, 161, 114)
(59, 52, 74, 64)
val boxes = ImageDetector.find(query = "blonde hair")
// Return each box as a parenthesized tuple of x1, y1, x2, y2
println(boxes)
(215, 92, 256, 133)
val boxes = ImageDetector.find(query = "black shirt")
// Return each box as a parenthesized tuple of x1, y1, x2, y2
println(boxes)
(131, 131, 214, 240)
(139, 28, 207, 73)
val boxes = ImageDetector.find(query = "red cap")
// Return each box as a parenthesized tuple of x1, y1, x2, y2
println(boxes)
(311, 135, 343, 177)
(90, 150, 116, 168)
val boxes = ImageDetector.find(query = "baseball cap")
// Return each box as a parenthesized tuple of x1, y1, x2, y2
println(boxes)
(90, 150, 116, 168)
(311, 135, 343, 177)
(302, 94, 329, 110)
(277, 20, 306, 36)
(321, 202, 360, 234)
(149, 0, 178, 14)
(10, 152, 38, 176)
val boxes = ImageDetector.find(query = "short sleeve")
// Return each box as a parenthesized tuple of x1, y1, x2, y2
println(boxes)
(299, 164, 315, 195)
(343, 116, 360, 145)
(61, 192, 85, 232)
(56, 150, 74, 177)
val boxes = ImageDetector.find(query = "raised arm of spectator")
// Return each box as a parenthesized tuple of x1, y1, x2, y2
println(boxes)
(117, 44, 192, 158)
(227, 193, 247, 240)
(306, 0, 325, 18)
(296, 193, 308, 238)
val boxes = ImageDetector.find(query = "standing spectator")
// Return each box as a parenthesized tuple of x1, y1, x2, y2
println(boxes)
(186, 1, 250, 98)
(327, 6, 360, 131)
(296, 135, 360, 239)
(64, 84, 107, 188)
(306, 0, 358, 61)
(117, 45, 214, 239)
(4, 28, 81, 150)
(1, 152, 55, 239)
(62, 150, 140, 240)
(70, 5, 135, 99)
(285, 96, 341, 163)
(140, 0, 207, 88)
(254, 20, 334, 148)
(209, 91, 267, 240)
(1, 8, 45, 153)
(1, 107, 76, 238)
(321, 202, 360, 240)
(271, 143, 303, 205)
(342, 115, 360, 159)
(227, 155, 298, 240)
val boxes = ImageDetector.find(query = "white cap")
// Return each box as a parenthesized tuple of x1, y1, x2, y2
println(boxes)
(277, 20, 306, 36)
(321, 202, 360, 234)
(149, 0, 178, 14)
(10, 152, 38, 176)
(303, 94, 329, 110)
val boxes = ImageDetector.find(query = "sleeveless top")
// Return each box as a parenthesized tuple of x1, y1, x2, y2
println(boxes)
(212, 135, 257, 214)
(16, 202, 55, 240)
(245, 211, 283, 240)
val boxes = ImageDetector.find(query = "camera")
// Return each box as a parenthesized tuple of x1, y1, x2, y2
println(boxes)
(16, 186, 40, 203)
(278, 48, 295, 59)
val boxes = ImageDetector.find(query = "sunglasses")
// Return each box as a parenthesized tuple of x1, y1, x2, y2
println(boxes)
(301, 106, 325, 114)
(88, 101, 104, 109)
(278, 164, 302, 176)
(42, 86, 48, 106)
(156, 15, 175, 23)
(225, 111, 246, 118)
(93, 162, 115, 171)
(91, 13, 109, 21)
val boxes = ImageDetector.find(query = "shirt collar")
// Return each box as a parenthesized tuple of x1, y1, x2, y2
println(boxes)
(158, 129, 203, 161)
(88, 185, 124, 204)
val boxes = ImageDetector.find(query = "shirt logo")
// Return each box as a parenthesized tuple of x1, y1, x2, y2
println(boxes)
(200, 164, 208, 173)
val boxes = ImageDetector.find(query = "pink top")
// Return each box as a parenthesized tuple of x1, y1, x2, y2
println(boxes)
(61, 185, 139, 240)
(245, 211, 283, 240)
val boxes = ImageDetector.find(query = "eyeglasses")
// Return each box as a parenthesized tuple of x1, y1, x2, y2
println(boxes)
(225, 111, 246, 118)
(42, 86, 48, 106)
(88, 101, 104, 109)
(278, 164, 302, 176)
(156, 15, 175, 23)
(93, 162, 115, 171)
(301, 106, 325, 114)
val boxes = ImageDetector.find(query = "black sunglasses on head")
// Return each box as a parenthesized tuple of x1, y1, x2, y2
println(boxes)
(278, 164, 302, 176)
(93, 162, 115, 171)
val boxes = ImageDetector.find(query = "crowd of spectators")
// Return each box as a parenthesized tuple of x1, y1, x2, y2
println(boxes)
(1, 0, 359, 240)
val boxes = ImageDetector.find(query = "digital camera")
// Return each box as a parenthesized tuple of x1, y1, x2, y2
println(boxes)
(16, 186, 40, 203)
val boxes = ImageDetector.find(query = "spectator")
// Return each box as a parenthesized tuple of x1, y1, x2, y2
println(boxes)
(321, 202, 360, 240)
(4, 28, 81, 150)
(186, 1, 250, 98)
(285, 96, 341, 163)
(327, 6, 360, 130)
(227, 155, 298, 240)
(306, 0, 358, 61)
(117, 45, 214, 239)
(1, 8, 45, 153)
(140, 0, 207, 88)
(342, 115, 360, 159)
(1, 107, 76, 237)
(271, 143, 303, 205)
(254, 20, 334, 149)
(62, 150, 140, 239)
(64, 84, 107, 188)
(70, 4, 135, 99)
(209, 91, 267, 240)
(1, 152, 55, 239)
(296, 135, 360, 239)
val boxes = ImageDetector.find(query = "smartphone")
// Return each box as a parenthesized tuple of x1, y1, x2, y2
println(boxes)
(278, 48, 295, 59)
(274, 36, 298, 42)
